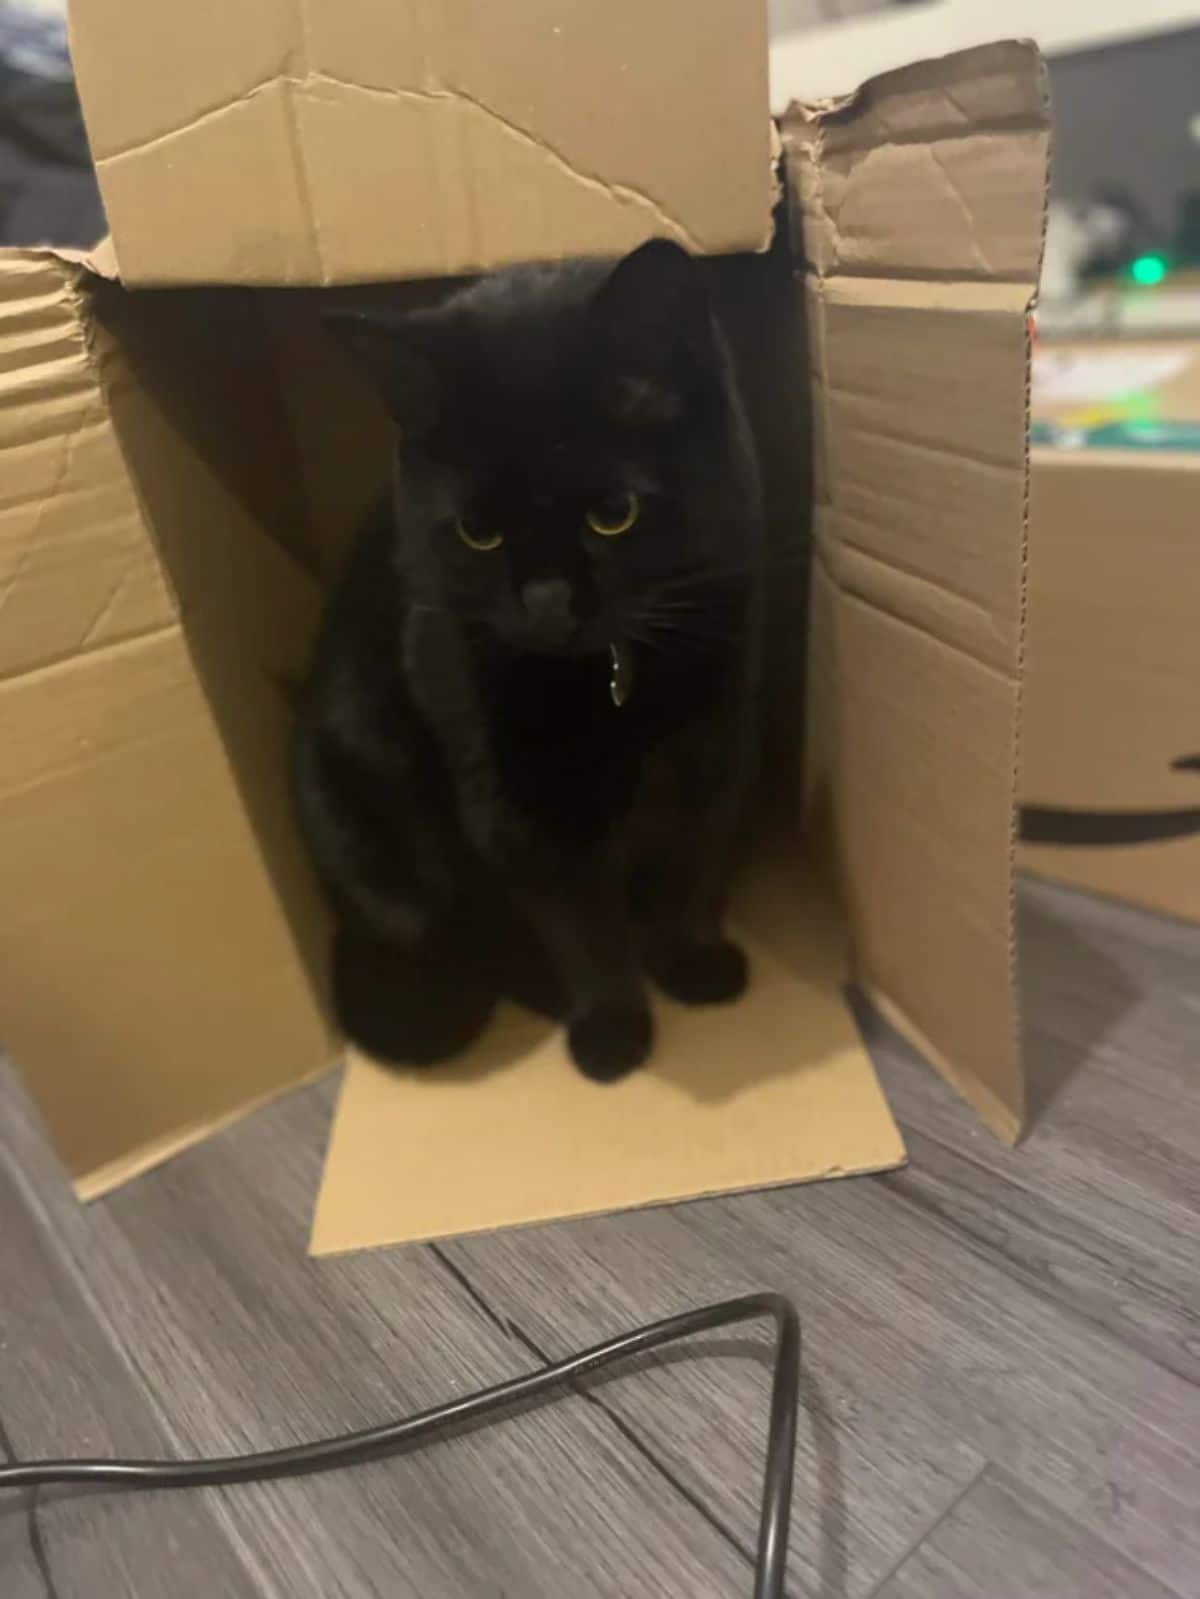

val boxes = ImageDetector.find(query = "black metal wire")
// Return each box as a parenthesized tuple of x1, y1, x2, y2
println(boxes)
(0, 1292, 800, 1599)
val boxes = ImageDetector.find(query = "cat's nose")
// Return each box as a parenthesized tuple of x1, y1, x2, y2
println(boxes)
(520, 578, 575, 636)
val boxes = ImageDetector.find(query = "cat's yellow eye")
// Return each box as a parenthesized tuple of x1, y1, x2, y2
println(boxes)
(455, 516, 503, 552)
(586, 491, 639, 538)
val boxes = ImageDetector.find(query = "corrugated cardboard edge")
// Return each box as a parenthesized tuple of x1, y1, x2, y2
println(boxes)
(311, 1156, 907, 1258)
(971, 40, 1050, 1144)
(1006, 50, 1052, 1143)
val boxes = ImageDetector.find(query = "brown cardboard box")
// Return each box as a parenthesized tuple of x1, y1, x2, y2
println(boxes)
(1021, 343, 1200, 925)
(67, 0, 774, 286)
(0, 25, 1049, 1247)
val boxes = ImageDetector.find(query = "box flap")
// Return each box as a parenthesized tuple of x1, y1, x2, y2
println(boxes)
(791, 41, 1048, 286)
(0, 251, 336, 1193)
(0, 630, 335, 1195)
(0, 251, 175, 681)
(783, 42, 1050, 1141)
(68, 0, 773, 286)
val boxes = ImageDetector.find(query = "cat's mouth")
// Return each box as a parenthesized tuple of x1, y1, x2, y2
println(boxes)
(507, 630, 604, 658)
(500, 612, 617, 660)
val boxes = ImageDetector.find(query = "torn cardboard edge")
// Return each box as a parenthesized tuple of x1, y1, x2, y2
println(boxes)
(47, 235, 121, 280)
(68, 0, 775, 287)
(781, 39, 1050, 285)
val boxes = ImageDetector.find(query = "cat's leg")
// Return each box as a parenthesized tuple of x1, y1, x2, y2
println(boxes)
(292, 725, 457, 942)
(643, 722, 750, 1007)
(293, 727, 498, 1062)
(520, 855, 652, 1083)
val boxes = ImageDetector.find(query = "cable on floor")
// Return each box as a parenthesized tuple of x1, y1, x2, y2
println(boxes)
(0, 1291, 800, 1599)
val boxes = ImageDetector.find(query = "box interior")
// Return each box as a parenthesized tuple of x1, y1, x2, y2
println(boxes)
(312, 854, 906, 1254)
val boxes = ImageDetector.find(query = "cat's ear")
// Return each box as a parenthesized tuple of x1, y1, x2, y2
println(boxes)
(588, 239, 715, 424)
(322, 309, 440, 435)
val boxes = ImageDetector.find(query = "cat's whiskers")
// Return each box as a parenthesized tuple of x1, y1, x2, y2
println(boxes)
(624, 604, 738, 649)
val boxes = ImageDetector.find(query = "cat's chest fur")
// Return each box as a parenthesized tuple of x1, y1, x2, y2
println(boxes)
(490, 650, 647, 839)
(404, 611, 727, 852)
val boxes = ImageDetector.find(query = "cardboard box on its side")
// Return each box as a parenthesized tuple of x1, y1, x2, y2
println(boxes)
(0, 23, 1051, 1249)
(1021, 343, 1200, 925)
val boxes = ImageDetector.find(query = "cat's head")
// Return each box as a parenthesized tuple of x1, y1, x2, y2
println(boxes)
(324, 240, 754, 657)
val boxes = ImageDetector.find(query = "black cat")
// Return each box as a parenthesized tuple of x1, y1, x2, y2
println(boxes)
(293, 240, 764, 1081)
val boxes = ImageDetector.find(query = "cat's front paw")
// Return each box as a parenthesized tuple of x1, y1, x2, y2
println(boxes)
(568, 1002, 653, 1082)
(648, 936, 749, 1006)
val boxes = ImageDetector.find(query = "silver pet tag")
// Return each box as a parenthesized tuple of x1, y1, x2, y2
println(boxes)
(609, 642, 634, 708)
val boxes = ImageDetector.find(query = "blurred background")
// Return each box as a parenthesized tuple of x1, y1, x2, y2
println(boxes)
(0, 0, 100, 249)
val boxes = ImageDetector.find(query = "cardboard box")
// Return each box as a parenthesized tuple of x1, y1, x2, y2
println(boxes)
(67, 0, 774, 286)
(1021, 343, 1200, 924)
(0, 25, 1049, 1247)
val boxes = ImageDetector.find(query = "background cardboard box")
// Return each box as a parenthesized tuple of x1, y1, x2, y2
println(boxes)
(1021, 342, 1200, 925)
(0, 27, 1050, 1245)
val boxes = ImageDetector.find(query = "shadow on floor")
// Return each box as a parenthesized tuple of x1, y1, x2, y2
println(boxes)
(1017, 883, 1142, 1128)
(846, 881, 1143, 1136)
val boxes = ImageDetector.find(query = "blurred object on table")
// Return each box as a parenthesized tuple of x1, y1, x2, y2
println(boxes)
(1036, 22, 1200, 336)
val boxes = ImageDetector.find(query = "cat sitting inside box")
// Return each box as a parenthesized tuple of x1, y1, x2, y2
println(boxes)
(293, 241, 764, 1082)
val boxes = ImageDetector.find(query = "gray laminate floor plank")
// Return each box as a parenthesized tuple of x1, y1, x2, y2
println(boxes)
(0, 1071, 750, 1598)
(0, 1152, 262, 1599)
(877, 880, 1200, 1227)
(439, 879, 1200, 1597)
(3, 877, 1198, 1599)
(439, 1218, 989, 1599)
(855, 878, 1200, 1381)
(870, 1466, 1183, 1599)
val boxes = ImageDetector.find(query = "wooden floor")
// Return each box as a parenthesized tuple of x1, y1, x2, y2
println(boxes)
(2, 875, 1198, 1598)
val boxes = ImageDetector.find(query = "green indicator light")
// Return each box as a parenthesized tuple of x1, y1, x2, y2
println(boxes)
(1129, 254, 1168, 287)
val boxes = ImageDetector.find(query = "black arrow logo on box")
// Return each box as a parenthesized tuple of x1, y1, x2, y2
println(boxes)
(1020, 756, 1200, 846)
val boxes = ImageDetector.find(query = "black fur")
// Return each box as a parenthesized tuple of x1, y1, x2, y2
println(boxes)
(293, 241, 763, 1080)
